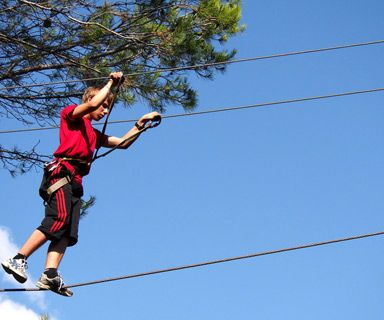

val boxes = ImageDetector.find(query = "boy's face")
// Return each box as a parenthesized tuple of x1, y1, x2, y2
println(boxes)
(89, 100, 111, 121)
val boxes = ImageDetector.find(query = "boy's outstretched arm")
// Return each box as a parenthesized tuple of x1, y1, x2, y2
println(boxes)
(102, 112, 161, 149)
(71, 72, 123, 119)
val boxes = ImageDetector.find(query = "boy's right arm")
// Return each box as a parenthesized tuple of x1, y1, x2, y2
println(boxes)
(70, 72, 122, 119)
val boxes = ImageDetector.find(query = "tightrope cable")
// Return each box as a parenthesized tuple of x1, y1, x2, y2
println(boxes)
(1, 230, 383, 292)
(1, 86, 383, 134)
(1, 39, 383, 91)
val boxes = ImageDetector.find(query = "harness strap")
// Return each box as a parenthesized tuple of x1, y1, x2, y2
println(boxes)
(47, 176, 72, 196)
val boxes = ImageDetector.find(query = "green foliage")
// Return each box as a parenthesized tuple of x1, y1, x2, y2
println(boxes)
(1, 0, 244, 114)
(80, 196, 97, 218)
(0, 0, 244, 173)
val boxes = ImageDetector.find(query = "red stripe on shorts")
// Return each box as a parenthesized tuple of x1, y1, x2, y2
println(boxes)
(49, 178, 60, 233)
(50, 183, 67, 233)
(55, 187, 68, 232)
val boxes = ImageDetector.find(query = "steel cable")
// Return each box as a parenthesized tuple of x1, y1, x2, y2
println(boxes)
(1, 86, 383, 135)
(1, 230, 383, 292)
(1, 39, 383, 92)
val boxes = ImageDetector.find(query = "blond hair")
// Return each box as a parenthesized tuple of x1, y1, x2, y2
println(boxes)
(82, 86, 113, 103)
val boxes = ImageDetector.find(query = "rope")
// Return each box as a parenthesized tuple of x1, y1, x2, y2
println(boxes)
(92, 127, 146, 161)
(1, 39, 383, 92)
(93, 115, 161, 161)
(1, 230, 383, 293)
(92, 76, 125, 162)
(1, 86, 383, 135)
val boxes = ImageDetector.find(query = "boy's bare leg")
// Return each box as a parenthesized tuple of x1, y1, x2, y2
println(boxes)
(36, 237, 73, 297)
(19, 229, 48, 258)
(2, 229, 46, 283)
(45, 237, 69, 269)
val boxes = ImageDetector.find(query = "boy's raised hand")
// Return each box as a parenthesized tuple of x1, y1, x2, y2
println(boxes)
(109, 71, 124, 86)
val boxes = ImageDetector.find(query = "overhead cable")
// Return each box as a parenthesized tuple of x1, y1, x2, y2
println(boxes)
(1, 39, 383, 91)
(1, 230, 383, 292)
(0, 86, 383, 135)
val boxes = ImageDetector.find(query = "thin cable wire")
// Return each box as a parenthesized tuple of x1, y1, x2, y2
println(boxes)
(1, 230, 383, 292)
(1, 39, 383, 91)
(1, 86, 383, 135)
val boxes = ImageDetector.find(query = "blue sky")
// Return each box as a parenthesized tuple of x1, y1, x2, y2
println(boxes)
(1, 0, 383, 319)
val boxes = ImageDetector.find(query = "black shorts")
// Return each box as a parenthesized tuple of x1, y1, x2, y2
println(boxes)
(37, 167, 83, 247)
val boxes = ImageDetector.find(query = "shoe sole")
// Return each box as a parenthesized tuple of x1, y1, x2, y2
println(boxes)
(1, 262, 27, 284)
(36, 280, 73, 297)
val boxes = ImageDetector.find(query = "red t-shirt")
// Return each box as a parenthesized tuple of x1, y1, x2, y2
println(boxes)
(53, 105, 102, 176)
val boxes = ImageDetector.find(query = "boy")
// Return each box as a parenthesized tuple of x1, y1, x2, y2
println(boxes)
(1, 72, 160, 296)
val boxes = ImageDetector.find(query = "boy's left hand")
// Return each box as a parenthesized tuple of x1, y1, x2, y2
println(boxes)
(137, 112, 161, 127)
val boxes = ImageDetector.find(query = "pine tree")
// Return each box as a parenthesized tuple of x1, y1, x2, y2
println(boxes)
(0, 0, 244, 174)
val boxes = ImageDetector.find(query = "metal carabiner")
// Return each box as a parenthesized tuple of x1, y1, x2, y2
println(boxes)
(144, 114, 162, 130)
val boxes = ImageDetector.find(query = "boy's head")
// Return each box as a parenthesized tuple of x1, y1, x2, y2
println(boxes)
(83, 86, 114, 121)
(82, 86, 114, 104)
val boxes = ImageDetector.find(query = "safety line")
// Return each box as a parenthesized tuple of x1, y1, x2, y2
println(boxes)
(1, 86, 383, 134)
(93, 124, 148, 161)
(1, 230, 383, 292)
(1, 39, 383, 91)
(92, 76, 125, 162)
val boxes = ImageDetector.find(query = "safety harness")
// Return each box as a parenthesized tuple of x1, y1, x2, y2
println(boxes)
(44, 157, 90, 198)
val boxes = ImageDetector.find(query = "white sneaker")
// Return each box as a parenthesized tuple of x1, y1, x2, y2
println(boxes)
(36, 272, 73, 297)
(1, 258, 28, 283)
